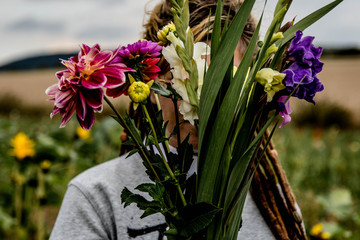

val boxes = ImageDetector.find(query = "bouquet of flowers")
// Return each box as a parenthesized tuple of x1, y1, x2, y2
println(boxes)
(46, 0, 342, 239)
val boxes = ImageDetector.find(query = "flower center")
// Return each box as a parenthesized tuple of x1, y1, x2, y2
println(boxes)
(134, 85, 145, 94)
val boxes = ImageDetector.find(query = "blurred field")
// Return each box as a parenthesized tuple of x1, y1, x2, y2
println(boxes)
(0, 56, 359, 121)
(0, 57, 360, 239)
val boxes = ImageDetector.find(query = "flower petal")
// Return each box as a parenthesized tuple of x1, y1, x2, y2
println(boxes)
(81, 72, 106, 89)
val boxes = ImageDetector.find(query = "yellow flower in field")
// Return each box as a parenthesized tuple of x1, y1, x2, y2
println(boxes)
(10, 132, 35, 160)
(255, 68, 286, 102)
(310, 223, 323, 236)
(320, 232, 331, 239)
(157, 22, 176, 45)
(76, 127, 91, 140)
(40, 160, 51, 170)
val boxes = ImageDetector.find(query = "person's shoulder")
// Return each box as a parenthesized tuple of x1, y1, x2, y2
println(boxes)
(69, 153, 149, 195)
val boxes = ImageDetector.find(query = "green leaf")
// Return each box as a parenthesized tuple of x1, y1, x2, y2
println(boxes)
(184, 78, 198, 107)
(121, 187, 162, 218)
(136, 182, 165, 203)
(151, 82, 172, 97)
(198, 0, 256, 152)
(185, 25, 194, 59)
(224, 114, 277, 212)
(127, 148, 139, 157)
(121, 187, 147, 208)
(111, 114, 143, 146)
(181, 0, 190, 28)
(173, 11, 186, 42)
(224, 179, 252, 240)
(179, 202, 221, 237)
(175, 45, 191, 73)
(197, 13, 262, 203)
(141, 208, 161, 219)
(210, 0, 224, 57)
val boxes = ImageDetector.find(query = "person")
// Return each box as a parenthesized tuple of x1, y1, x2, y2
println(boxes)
(50, 0, 306, 239)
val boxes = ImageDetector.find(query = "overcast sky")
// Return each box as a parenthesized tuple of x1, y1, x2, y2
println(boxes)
(0, 0, 358, 66)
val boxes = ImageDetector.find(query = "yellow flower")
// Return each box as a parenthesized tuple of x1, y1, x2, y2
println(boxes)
(128, 79, 154, 110)
(310, 223, 323, 236)
(76, 127, 91, 140)
(255, 68, 286, 102)
(40, 160, 51, 170)
(10, 132, 35, 160)
(157, 22, 176, 45)
(320, 232, 331, 239)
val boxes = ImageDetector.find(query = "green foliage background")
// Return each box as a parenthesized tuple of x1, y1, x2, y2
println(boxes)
(0, 100, 359, 239)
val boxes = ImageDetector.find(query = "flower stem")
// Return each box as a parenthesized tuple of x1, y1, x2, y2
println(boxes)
(143, 104, 187, 207)
(104, 96, 161, 182)
(154, 93, 171, 153)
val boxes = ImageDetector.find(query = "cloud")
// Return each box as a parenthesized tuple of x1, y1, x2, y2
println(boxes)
(6, 17, 64, 32)
(75, 26, 129, 40)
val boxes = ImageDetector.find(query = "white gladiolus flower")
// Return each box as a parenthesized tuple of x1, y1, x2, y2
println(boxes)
(162, 35, 210, 125)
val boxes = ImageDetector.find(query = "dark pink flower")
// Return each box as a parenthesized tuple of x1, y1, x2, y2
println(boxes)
(105, 58, 161, 98)
(57, 44, 133, 90)
(141, 58, 161, 81)
(106, 40, 162, 97)
(46, 82, 103, 130)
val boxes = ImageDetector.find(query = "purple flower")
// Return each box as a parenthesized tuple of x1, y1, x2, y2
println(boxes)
(46, 83, 103, 130)
(283, 63, 324, 103)
(288, 31, 323, 70)
(115, 40, 162, 62)
(107, 40, 162, 97)
(282, 31, 324, 104)
(277, 96, 292, 128)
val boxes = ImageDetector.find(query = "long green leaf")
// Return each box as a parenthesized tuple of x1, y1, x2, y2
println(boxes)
(210, 0, 224, 57)
(197, 15, 262, 203)
(223, 113, 276, 212)
(224, 178, 252, 240)
(198, 0, 256, 152)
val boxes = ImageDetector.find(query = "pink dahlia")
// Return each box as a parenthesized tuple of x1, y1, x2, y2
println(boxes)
(46, 83, 103, 130)
(57, 44, 133, 90)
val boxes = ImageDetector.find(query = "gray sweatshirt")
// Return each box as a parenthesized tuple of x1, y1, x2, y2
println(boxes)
(50, 153, 275, 240)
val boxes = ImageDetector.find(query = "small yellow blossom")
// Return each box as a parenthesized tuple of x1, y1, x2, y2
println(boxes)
(310, 223, 323, 236)
(157, 22, 176, 45)
(320, 232, 331, 239)
(128, 80, 154, 110)
(76, 127, 91, 140)
(10, 132, 35, 160)
(255, 68, 286, 102)
(40, 160, 51, 170)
